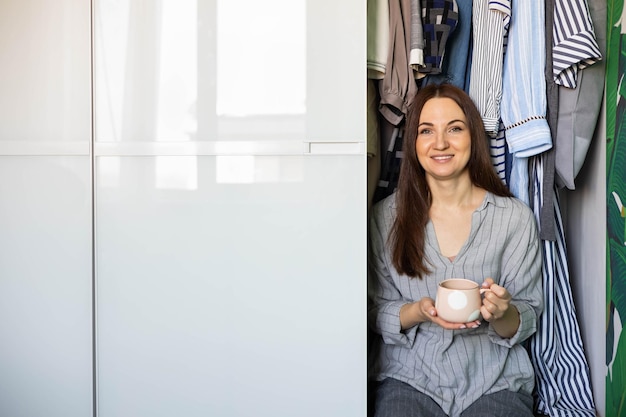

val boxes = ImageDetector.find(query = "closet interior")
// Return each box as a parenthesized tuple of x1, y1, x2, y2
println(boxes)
(366, 1, 605, 416)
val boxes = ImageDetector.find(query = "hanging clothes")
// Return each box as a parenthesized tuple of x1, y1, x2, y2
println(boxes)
(418, 0, 459, 75)
(490, 122, 508, 185)
(552, 0, 602, 88)
(422, 0, 472, 90)
(373, 0, 421, 204)
(379, 0, 418, 126)
(500, 0, 552, 205)
(366, 2, 601, 414)
(488, 19, 509, 186)
(468, 0, 509, 138)
(409, 0, 425, 71)
(368, 79, 383, 209)
(554, 0, 605, 190)
(367, 0, 390, 80)
(373, 123, 404, 204)
(528, 157, 597, 417)
(367, 0, 389, 209)
(540, 0, 558, 242)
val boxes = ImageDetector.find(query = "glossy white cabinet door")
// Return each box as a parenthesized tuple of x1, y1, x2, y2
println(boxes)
(0, 1, 93, 416)
(96, 156, 366, 416)
(306, 1, 366, 142)
(95, 0, 308, 143)
(0, 157, 93, 417)
(0, 0, 91, 146)
(94, 0, 367, 415)
(94, 0, 365, 146)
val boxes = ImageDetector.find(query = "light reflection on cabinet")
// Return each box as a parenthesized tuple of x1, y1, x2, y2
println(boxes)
(95, 0, 306, 143)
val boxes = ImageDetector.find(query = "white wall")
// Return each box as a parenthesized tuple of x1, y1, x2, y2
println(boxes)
(562, 102, 606, 416)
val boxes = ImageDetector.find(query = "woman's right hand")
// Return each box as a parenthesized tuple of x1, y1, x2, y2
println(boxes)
(400, 298, 481, 331)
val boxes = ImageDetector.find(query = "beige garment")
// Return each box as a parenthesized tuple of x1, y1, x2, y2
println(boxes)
(379, 0, 418, 126)
(367, 0, 389, 79)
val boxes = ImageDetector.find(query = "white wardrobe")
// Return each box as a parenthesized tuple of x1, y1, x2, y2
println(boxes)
(0, 1, 367, 416)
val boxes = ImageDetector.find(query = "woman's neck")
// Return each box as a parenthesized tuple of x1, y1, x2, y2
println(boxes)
(428, 176, 482, 209)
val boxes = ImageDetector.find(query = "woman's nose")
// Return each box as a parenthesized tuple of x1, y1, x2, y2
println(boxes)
(433, 133, 448, 150)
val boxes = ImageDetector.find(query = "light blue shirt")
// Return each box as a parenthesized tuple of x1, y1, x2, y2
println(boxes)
(501, 0, 552, 204)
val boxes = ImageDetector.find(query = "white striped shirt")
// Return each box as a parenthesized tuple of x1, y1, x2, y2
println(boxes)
(468, 0, 510, 137)
(368, 192, 543, 417)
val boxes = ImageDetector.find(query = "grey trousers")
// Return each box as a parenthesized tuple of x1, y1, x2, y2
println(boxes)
(373, 378, 535, 417)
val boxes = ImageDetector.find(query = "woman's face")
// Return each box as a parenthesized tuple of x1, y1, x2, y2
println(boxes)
(415, 97, 472, 183)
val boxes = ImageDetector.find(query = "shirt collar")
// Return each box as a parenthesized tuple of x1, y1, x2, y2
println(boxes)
(480, 191, 508, 210)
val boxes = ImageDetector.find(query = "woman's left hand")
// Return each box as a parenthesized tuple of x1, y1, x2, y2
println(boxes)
(480, 277, 512, 322)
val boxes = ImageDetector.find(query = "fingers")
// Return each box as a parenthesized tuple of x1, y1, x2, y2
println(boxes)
(432, 316, 480, 330)
(482, 283, 511, 302)
(489, 285, 509, 299)
(419, 298, 480, 329)
(419, 298, 437, 318)
(481, 279, 511, 302)
(480, 304, 495, 321)
(481, 295, 508, 321)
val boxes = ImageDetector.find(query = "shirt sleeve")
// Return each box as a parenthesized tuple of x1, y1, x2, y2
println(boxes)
(367, 202, 419, 347)
(501, 0, 552, 158)
(488, 200, 544, 347)
(552, 0, 602, 88)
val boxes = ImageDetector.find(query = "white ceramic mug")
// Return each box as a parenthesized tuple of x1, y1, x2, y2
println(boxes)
(435, 278, 488, 323)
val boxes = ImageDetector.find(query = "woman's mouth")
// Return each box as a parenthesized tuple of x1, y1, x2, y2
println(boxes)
(431, 155, 453, 161)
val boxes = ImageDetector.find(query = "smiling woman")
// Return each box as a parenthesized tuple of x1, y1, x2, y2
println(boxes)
(368, 84, 543, 417)
(388, 84, 513, 279)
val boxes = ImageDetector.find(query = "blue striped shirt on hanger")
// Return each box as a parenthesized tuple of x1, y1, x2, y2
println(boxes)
(528, 156, 596, 416)
(552, 0, 602, 88)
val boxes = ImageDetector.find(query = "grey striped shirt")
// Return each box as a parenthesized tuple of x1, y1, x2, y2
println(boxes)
(368, 192, 543, 417)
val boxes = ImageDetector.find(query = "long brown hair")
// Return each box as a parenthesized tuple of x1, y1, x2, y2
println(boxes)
(389, 84, 512, 278)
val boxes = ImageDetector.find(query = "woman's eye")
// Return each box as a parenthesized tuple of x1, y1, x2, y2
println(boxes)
(419, 129, 431, 135)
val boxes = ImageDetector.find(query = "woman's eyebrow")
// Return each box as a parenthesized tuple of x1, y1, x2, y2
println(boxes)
(418, 119, 466, 127)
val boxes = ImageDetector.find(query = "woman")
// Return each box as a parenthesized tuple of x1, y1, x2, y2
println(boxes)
(368, 84, 543, 417)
